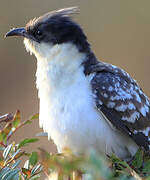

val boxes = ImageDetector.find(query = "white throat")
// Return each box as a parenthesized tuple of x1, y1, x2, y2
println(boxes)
(24, 39, 138, 159)
(24, 39, 87, 88)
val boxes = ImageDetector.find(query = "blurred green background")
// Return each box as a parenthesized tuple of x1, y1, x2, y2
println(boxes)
(1, 0, 150, 164)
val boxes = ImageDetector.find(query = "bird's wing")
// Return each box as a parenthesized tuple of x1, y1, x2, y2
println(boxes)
(89, 62, 150, 151)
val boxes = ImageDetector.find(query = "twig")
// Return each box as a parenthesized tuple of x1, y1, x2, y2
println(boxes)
(0, 142, 7, 148)
(21, 173, 26, 180)
(7, 119, 29, 142)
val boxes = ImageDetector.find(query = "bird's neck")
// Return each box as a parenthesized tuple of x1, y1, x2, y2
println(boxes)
(35, 43, 87, 91)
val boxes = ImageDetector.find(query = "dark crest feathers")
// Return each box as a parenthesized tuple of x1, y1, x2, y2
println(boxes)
(26, 7, 79, 28)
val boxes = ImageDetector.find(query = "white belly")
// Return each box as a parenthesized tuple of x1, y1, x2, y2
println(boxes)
(37, 69, 138, 160)
(34, 43, 138, 160)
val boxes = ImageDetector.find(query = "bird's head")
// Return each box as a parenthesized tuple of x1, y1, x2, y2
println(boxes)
(5, 7, 90, 59)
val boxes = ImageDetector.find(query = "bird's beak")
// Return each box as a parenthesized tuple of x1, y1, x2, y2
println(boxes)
(5, 27, 39, 42)
(5, 27, 28, 38)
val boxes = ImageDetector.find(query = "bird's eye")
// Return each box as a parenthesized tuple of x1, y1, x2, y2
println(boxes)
(36, 30, 42, 37)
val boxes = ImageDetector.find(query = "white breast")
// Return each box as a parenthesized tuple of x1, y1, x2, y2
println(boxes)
(26, 41, 138, 160)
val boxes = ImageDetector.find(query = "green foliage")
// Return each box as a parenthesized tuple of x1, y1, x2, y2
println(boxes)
(29, 152, 38, 167)
(132, 149, 143, 169)
(0, 111, 149, 180)
(0, 111, 41, 180)
(18, 139, 39, 149)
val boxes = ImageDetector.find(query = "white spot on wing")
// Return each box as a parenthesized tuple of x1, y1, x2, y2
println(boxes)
(128, 103, 136, 110)
(141, 127, 150, 137)
(107, 101, 115, 108)
(134, 92, 141, 103)
(103, 93, 108, 98)
(110, 90, 132, 101)
(98, 99, 103, 105)
(115, 104, 128, 112)
(144, 105, 149, 113)
(108, 86, 113, 92)
(134, 127, 150, 137)
(139, 89, 143, 95)
(122, 111, 140, 123)
(146, 98, 150, 106)
(140, 106, 147, 117)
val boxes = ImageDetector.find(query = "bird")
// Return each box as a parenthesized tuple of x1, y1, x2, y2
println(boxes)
(5, 7, 150, 161)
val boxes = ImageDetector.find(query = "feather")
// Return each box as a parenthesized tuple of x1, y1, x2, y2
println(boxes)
(86, 61, 150, 151)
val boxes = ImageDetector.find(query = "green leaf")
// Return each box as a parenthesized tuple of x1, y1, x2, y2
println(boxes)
(111, 153, 130, 170)
(132, 149, 143, 169)
(3, 144, 13, 160)
(0, 132, 6, 142)
(23, 120, 32, 125)
(11, 173, 20, 180)
(3, 123, 12, 135)
(0, 167, 10, 179)
(0, 131, 7, 143)
(31, 164, 42, 175)
(12, 110, 21, 128)
(1, 123, 13, 143)
(18, 174, 22, 180)
(30, 113, 39, 120)
(29, 152, 38, 167)
(24, 160, 29, 169)
(22, 113, 39, 126)
(18, 138, 39, 149)
(143, 160, 150, 174)
(2, 169, 20, 180)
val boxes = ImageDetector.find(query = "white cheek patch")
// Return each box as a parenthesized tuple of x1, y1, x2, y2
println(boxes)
(24, 38, 48, 57)
(23, 38, 60, 61)
(24, 38, 34, 55)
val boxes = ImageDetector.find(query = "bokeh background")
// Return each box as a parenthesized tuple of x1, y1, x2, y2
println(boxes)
(1, 0, 150, 178)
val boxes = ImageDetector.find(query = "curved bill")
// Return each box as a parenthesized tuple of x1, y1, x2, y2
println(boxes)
(5, 28, 26, 38)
